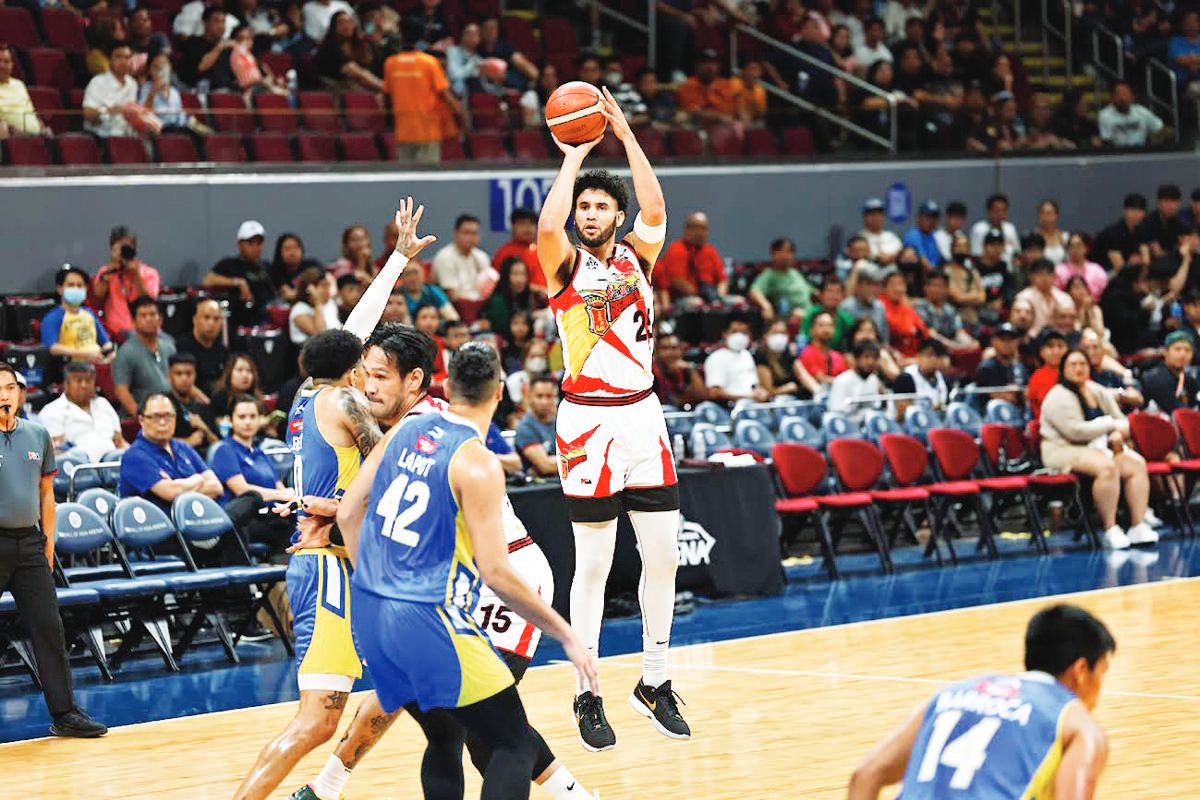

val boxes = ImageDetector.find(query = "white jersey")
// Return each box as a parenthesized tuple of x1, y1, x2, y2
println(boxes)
(548, 241, 655, 400)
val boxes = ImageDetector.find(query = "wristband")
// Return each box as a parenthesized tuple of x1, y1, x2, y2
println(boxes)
(633, 211, 666, 244)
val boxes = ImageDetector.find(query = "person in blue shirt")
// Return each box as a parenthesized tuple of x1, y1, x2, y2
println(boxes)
(903, 201, 945, 272)
(1168, 10, 1200, 85)
(118, 392, 222, 513)
(41, 265, 115, 364)
(485, 420, 523, 474)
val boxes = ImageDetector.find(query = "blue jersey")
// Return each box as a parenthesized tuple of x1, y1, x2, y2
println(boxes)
(900, 672, 1080, 800)
(287, 386, 362, 546)
(354, 411, 483, 608)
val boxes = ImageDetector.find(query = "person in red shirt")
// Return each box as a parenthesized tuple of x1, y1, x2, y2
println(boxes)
(1027, 328, 1069, 422)
(653, 211, 727, 306)
(880, 269, 929, 358)
(491, 206, 546, 293)
(798, 310, 847, 384)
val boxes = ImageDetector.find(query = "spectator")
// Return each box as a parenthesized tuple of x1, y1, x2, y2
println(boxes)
(91, 225, 161, 340)
(1035, 200, 1070, 264)
(1098, 80, 1164, 147)
(1142, 331, 1200, 413)
(203, 220, 276, 328)
(316, 11, 382, 93)
(301, 0, 354, 43)
(230, 0, 279, 37)
(830, 0, 869, 48)
(1080, 328, 1129, 389)
(167, 353, 218, 449)
(914, 270, 975, 348)
(372, 220, 400, 274)
(268, 232, 321, 303)
(896, 243, 930, 297)
(601, 56, 647, 123)
(974, 323, 1026, 406)
(180, 8, 238, 90)
(934, 200, 968, 262)
(734, 60, 768, 124)
(86, 14, 127, 77)
(1168, 10, 1200, 91)
(828, 340, 883, 424)
(139, 52, 211, 136)
(1015, 259, 1072, 337)
(478, 16, 539, 89)
(432, 214, 494, 303)
(112, 296, 175, 418)
(883, 0, 923, 40)
(289, 268, 341, 345)
(399, 260, 458, 322)
(401, 0, 451, 49)
(1095, 193, 1152, 272)
(830, 24, 860, 74)
(229, 24, 289, 96)
(1183, 188, 1200, 230)
(1052, 89, 1101, 149)
(513, 376, 558, 476)
(840, 263, 890, 340)
(411, 304, 446, 383)
(504, 338, 549, 408)
(654, 211, 727, 305)
(757, 320, 815, 397)
(482, 257, 536, 337)
(1101, 264, 1159, 355)
(1021, 93, 1073, 150)
(847, 317, 902, 381)
(704, 318, 768, 403)
(1143, 184, 1186, 259)
(802, 275, 855, 348)
(1055, 234, 1108, 302)
(211, 394, 294, 551)
(328, 224, 375, 281)
(945, 233, 985, 326)
(1016, 232, 1047, 281)
(0, 44, 48, 137)
(82, 42, 139, 138)
(491, 207, 546, 294)
(677, 49, 743, 124)
(174, 0, 237, 39)
(1065, 276, 1108, 343)
(1027, 329, 1069, 421)
(860, 198, 902, 266)
(209, 353, 264, 424)
(854, 17, 892, 72)
(383, 16, 464, 164)
(836, 234, 876, 283)
(175, 298, 229, 395)
(1009, 295, 1037, 339)
(117, 392, 221, 513)
(653, 333, 708, 407)
(1039, 349, 1153, 548)
(635, 68, 686, 128)
(969, 193, 1020, 261)
(880, 269, 929, 358)
(519, 63, 558, 128)
(748, 238, 814, 322)
(893, 338, 950, 417)
(42, 266, 114, 364)
(336, 275, 364, 322)
(38, 362, 126, 461)
(903, 201, 945, 271)
(975, 228, 1014, 319)
(799, 311, 848, 385)
(446, 23, 494, 98)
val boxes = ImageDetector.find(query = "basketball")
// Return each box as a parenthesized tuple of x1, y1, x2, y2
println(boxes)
(544, 81, 607, 144)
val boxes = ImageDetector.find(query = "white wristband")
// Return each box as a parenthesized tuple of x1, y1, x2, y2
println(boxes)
(633, 211, 666, 244)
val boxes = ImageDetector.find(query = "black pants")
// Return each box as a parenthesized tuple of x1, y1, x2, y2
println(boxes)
(224, 492, 295, 558)
(0, 527, 74, 716)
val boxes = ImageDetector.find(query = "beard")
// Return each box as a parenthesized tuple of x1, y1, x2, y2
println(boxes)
(577, 219, 618, 249)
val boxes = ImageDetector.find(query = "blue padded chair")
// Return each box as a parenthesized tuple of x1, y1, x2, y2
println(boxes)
(690, 422, 733, 457)
(776, 416, 824, 449)
(945, 401, 984, 437)
(731, 399, 774, 427)
(862, 410, 903, 443)
(98, 450, 123, 489)
(78, 488, 184, 577)
(76, 487, 119, 524)
(260, 437, 295, 483)
(985, 398, 1024, 426)
(771, 398, 809, 431)
(904, 405, 941, 443)
(821, 411, 862, 446)
(732, 419, 776, 458)
(664, 411, 695, 441)
(52, 451, 87, 502)
(692, 400, 732, 427)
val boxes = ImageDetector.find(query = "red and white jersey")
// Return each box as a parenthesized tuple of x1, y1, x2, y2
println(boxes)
(471, 496, 553, 657)
(403, 393, 449, 420)
(548, 241, 654, 399)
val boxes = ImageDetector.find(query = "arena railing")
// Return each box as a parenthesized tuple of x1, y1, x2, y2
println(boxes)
(1041, 0, 1073, 82)
(1090, 23, 1126, 85)
(1144, 58, 1181, 144)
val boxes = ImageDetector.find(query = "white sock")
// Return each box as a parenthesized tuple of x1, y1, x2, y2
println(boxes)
(311, 754, 352, 800)
(628, 509, 680, 688)
(570, 519, 617, 696)
(541, 765, 589, 798)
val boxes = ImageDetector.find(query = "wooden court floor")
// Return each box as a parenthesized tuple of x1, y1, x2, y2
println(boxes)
(6, 578, 1200, 799)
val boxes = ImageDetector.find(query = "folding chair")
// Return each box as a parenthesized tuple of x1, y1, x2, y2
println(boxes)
(985, 398, 1024, 426)
(862, 409, 903, 443)
(770, 443, 839, 578)
(692, 400, 731, 427)
(732, 419, 775, 459)
(690, 422, 732, 457)
(1128, 412, 1198, 535)
(730, 398, 773, 426)
(821, 411, 862, 446)
(903, 404, 941, 443)
(777, 416, 823, 449)
(944, 401, 984, 437)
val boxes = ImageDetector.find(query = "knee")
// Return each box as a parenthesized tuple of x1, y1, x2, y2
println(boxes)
(1097, 463, 1119, 483)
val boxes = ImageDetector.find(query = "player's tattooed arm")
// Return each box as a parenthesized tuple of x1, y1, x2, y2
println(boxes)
(339, 386, 382, 456)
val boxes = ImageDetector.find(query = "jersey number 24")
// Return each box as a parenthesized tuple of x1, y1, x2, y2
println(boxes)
(375, 474, 431, 546)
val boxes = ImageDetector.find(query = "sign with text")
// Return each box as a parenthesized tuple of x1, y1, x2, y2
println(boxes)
(489, 177, 555, 232)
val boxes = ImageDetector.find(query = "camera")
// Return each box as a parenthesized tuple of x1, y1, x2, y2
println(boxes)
(120, 243, 137, 261)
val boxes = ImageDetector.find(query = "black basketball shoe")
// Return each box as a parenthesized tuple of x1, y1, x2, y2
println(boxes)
(573, 691, 617, 751)
(629, 679, 691, 740)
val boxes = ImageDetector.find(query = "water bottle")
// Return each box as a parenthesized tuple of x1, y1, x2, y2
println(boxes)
(286, 69, 298, 102)
(693, 433, 707, 462)
(672, 434, 686, 463)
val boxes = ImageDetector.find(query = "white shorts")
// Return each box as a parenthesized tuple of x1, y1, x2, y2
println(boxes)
(473, 538, 554, 658)
(555, 391, 678, 499)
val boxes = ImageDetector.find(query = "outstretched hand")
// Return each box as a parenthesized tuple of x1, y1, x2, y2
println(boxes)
(550, 131, 602, 159)
(394, 196, 437, 260)
(598, 86, 634, 142)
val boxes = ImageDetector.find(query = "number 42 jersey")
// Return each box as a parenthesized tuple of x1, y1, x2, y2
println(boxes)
(899, 671, 1081, 799)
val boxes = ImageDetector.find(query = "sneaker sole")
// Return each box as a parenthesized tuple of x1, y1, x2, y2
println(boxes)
(574, 715, 616, 752)
(628, 692, 691, 740)
(48, 725, 107, 739)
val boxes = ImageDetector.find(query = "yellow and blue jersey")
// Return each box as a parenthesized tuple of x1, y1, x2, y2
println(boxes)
(287, 386, 362, 548)
(900, 671, 1080, 799)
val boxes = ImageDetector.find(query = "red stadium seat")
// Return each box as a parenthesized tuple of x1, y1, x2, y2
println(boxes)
(668, 128, 704, 158)
(440, 137, 465, 161)
(40, 8, 88, 52)
(744, 128, 779, 157)
(27, 48, 75, 94)
(620, 54, 647, 78)
(56, 133, 100, 165)
(26, 86, 70, 134)
(545, 52, 575, 82)
(145, 0, 185, 12)
(706, 124, 742, 157)
(265, 305, 291, 330)
(465, 0, 500, 17)
(248, 132, 294, 162)
(180, 91, 204, 120)
(781, 126, 816, 156)
(147, 9, 171, 35)
(635, 127, 666, 159)
(771, 442, 840, 579)
(4, 136, 53, 166)
(540, 17, 577, 55)
(207, 92, 253, 134)
(468, 92, 502, 113)
(501, 16, 541, 61)
(67, 87, 85, 109)
(337, 131, 381, 161)
(295, 132, 335, 162)
(205, 132, 247, 162)
(1174, 408, 1200, 456)
(259, 52, 293, 80)
(0, 7, 41, 48)
(594, 131, 624, 159)
(298, 91, 340, 132)
(511, 129, 548, 159)
(467, 132, 508, 160)
(105, 136, 149, 164)
(253, 93, 298, 133)
(342, 91, 386, 133)
(156, 133, 199, 163)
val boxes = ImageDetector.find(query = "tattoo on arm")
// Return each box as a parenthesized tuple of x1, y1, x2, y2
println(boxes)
(339, 387, 382, 456)
(324, 691, 350, 711)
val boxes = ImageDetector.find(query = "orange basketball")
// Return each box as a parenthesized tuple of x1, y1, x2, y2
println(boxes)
(544, 81, 607, 145)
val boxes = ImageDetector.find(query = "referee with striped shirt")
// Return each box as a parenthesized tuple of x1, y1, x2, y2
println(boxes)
(0, 365, 106, 737)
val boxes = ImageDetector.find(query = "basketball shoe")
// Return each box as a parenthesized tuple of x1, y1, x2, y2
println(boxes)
(289, 785, 344, 800)
(629, 680, 690, 740)
(573, 691, 616, 751)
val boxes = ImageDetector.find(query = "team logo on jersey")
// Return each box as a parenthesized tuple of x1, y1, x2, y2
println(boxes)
(416, 434, 438, 455)
(677, 517, 715, 566)
(975, 677, 1022, 699)
(582, 272, 641, 337)
(26, 451, 40, 462)
(559, 447, 587, 479)
(289, 417, 303, 433)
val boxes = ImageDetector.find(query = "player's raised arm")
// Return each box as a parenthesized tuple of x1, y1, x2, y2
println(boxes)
(452, 441, 600, 694)
(599, 86, 667, 268)
(337, 422, 403, 566)
(538, 134, 601, 294)
(1054, 704, 1109, 800)
(847, 702, 926, 800)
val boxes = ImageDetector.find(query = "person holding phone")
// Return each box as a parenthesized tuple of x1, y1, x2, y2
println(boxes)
(91, 225, 161, 340)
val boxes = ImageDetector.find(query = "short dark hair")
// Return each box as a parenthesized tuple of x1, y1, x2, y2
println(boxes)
(64, 361, 96, 377)
(846, 235, 867, 248)
(945, 200, 967, 217)
(55, 264, 90, 287)
(852, 339, 881, 358)
(1024, 604, 1116, 674)
(301, 329, 364, 381)
(447, 341, 501, 406)
(336, 274, 362, 290)
(635, 67, 656, 81)
(364, 323, 435, 390)
(917, 337, 948, 356)
(107, 39, 132, 58)
(1158, 183, 1182, 201)
(201, 5, 224, 22)
(1027, 258, 1055, 275)
(400, 14, 424, 46)
(168, 352, 197, 369)
(1123, 192, 1148, 210)
(130, 295, 159, 316)
(865, 15, 884, 29)
(0, 364, 19, 388)
(1021, 232, 1046, 251)
(986, 193, 1009, 210)
(925, 269, 948, 285)
(573, 169, 629, 213)
(1183, 290, 1200, 306)
(576, 52, 601, 70)
(109, 225, 135, 246)
(228, 392, 262, 416)
(821, 274, 845, 290)
(442, 318, 469, 336)
(528, 374, 559, 393)
(138, 392, 174, 415)
(454, 214, 480, 231)
(769, 237, 795, 254)
(510, 207, 537, 226)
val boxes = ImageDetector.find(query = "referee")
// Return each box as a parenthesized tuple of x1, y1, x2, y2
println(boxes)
(0, 366, 106, 738)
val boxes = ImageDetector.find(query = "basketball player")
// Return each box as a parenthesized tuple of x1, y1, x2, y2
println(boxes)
(538, 86, 688, 749)
(233, 200, 436, 800)
(848, 604, 1113, 799)
(338, 342, 598, 800)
